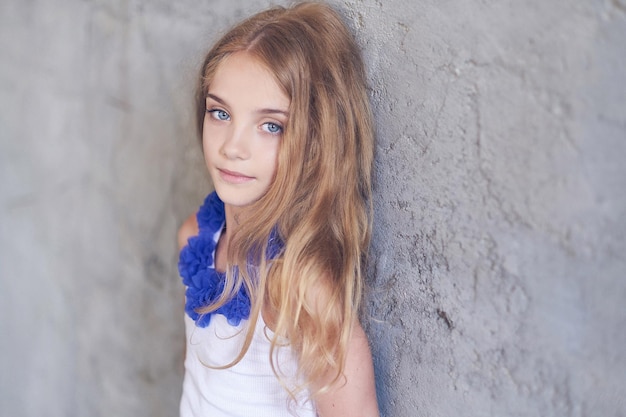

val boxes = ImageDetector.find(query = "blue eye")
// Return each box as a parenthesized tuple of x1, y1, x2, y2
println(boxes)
(262, 122, 283, 134)
(207, 109, 230, 121)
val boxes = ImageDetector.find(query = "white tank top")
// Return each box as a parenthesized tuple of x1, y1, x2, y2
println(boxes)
(179, 299, 317, 417)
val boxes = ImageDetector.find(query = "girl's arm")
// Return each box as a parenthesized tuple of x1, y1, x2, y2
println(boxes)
(178, 214, 199, 250)
(315, 320, 380, 417)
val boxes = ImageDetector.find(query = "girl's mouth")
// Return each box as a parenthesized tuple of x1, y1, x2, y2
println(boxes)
(218, 168, 254, 184)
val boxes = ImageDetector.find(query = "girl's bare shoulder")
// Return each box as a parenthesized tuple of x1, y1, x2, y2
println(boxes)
(177, 213, 199, 250)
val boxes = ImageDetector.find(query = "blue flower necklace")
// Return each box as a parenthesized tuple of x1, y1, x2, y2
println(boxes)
(178, 191, 282, 328)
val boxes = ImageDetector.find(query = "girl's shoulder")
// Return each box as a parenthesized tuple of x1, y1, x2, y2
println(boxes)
(178, 213, 199, 251)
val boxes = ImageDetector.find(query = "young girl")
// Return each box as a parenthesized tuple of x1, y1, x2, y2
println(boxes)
(177, 2, 378, 416)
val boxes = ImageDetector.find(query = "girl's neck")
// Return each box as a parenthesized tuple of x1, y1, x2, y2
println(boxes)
(214, 203, 246, 272)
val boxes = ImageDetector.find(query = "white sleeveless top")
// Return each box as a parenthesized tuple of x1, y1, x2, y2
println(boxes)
(180, 314, 317, 417)
(179, 225, 317, 416)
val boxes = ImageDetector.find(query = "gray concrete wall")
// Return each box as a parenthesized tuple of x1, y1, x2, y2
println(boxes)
(1, 1, 624, 416)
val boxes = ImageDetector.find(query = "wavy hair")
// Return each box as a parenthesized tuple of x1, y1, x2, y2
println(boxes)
(194, 1, 374, 400)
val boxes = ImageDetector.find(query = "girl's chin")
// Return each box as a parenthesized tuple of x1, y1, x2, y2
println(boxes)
(213, 188, 265, 210)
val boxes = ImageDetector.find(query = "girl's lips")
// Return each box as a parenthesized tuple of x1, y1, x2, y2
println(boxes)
(218, 168, 254, 184)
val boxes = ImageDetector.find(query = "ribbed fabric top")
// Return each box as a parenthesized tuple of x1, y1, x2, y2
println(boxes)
(180, 313, 317, 417)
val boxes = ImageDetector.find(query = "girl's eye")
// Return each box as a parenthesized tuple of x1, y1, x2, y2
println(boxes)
(262, 122, 283, 134)
(207, 109, 230, 121)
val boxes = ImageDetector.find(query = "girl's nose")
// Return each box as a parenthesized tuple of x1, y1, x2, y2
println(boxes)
(220, 125, 250, 160)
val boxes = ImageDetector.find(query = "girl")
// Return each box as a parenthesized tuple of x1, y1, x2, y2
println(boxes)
(177, 2, 378, 416)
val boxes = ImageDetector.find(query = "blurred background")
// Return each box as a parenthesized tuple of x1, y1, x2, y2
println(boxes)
(1, 0, 625, 416)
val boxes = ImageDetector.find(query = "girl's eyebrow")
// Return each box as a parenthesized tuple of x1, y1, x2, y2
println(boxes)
(207, 93, 289, 118)
(258, 108, 289, 117)
(206, 93, 228, 106)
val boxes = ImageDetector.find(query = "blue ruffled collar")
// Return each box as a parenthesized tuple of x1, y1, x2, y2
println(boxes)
(178, 192, 282, 328)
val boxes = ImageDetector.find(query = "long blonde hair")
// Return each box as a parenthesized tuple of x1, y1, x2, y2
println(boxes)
(195, 1, 374, 399)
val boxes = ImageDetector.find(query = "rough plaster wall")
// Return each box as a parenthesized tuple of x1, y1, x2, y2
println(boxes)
(0, 1, 624, 417)
(356, 0, 626, 416)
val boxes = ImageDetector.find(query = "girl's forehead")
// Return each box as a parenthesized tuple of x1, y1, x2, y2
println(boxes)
(207, 52, 290, 112)
(211, 53, 288, 95)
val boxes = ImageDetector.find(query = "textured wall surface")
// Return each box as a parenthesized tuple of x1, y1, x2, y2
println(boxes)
(359, 1, 626, 416)
(1, 1, 624, 417)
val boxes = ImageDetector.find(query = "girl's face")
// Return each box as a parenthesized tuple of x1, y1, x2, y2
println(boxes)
(203, 52, 290, 211)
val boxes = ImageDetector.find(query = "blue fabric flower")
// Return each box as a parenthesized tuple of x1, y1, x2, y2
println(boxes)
(178, 234, 214, 282)
(178, 191, 282, 328)
(196, 192, 225, 232)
